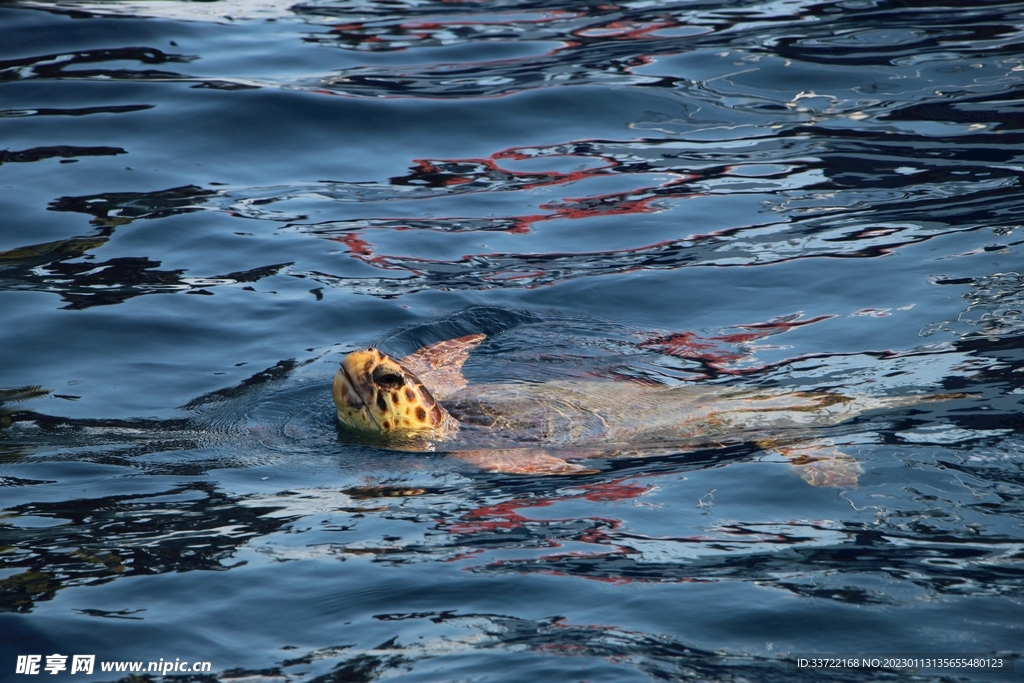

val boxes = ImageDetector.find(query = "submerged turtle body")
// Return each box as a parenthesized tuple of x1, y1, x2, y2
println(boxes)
(445, 380, 874, 452)
(333, 334, 931, 485)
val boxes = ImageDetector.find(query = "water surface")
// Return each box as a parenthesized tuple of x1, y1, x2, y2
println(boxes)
(2, 0, 1023, 680)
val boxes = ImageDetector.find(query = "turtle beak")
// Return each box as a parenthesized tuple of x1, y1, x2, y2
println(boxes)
(334, 353, 383, 431)
(337, 361, 362, 405)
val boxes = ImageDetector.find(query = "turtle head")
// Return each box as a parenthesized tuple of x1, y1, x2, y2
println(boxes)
(333, 348, 453, 435)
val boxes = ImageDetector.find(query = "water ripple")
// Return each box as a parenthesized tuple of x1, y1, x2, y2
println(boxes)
(3, 0, 1024, 676)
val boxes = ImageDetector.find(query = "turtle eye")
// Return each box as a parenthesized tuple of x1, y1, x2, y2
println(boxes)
(372, 366, 405, 389)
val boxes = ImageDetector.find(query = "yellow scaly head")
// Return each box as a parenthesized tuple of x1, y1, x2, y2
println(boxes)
(333, 348, 453, 435)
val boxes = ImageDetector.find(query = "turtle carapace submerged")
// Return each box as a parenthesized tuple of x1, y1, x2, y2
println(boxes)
(333, 334, 949, 485)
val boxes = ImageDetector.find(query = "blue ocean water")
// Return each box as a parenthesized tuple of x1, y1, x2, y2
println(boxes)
(1, 1, 1023, 680)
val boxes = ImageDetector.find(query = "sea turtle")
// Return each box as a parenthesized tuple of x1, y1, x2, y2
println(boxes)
(333, 334, 948, 486)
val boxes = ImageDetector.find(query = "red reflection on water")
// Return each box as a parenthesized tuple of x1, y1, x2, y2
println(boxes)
(443, 476, 652, 537)
(573, 18, 678, 40)
(302, 137, 706, 286)
(432, 468, 847, 584)
(438, 479, 667, 586)
(335, 233, 375, 258)
(447, 498, 555, 534)
(580, 481, 650, 502)
(639, 331, 748, 367)
(324, 7, 680, 56)
(639, 314, 837, 376)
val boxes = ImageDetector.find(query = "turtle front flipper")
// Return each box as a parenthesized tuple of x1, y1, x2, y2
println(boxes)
(452, 449, 598, 475)
(758, 439, 863, 487)
(400, 334, 485, 399)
